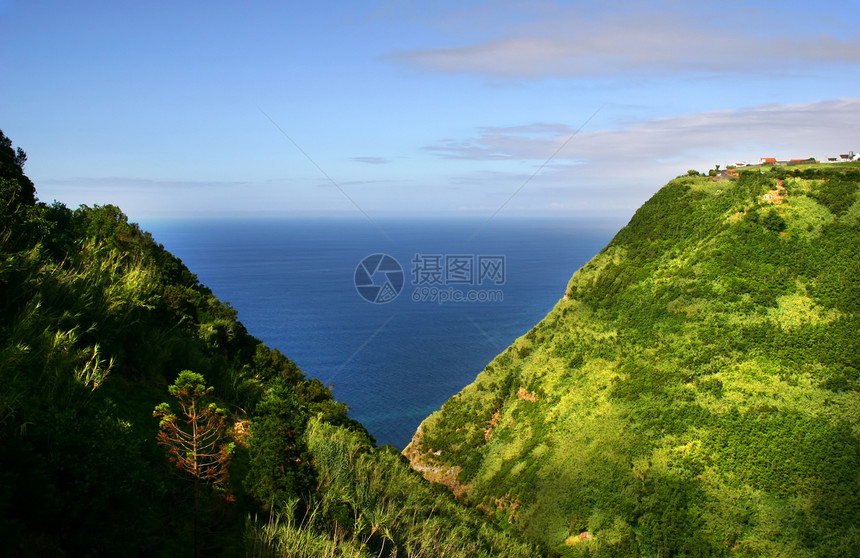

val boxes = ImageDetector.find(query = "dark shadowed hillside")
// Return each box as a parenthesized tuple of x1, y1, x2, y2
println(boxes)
(0, 130, 540, 557)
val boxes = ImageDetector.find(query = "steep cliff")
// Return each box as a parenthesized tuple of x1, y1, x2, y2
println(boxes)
(406, 165, 860, 557)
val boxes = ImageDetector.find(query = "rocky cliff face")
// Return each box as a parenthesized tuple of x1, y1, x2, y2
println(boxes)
(402, 426, 470, 499)
(405, 167, 860, 556)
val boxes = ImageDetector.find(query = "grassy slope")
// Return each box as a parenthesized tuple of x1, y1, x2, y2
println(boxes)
(407, 167, 860, 557)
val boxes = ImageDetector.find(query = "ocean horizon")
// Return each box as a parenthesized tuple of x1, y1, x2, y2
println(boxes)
(141, 217, 619, 448)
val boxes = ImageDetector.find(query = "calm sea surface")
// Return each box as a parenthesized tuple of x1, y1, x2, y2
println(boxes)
(141, 218, 618, 448)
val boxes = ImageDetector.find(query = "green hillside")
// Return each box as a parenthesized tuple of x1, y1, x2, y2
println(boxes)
(0, 130, 540, 557)
(405, 166, 860, 556)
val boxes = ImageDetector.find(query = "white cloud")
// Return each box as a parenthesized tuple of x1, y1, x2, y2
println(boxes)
(426, 98, 860, 164)
(393, 9, 860, 78)
(350, 157, 392, 165)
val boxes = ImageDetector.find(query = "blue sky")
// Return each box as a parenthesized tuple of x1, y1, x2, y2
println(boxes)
(2, 0, 858, 222)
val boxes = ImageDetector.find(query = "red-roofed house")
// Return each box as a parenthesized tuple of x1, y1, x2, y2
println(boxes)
(760, 157, 777, 164)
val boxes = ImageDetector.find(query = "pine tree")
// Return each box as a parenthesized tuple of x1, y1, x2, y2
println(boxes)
(153, 371, 233, 557)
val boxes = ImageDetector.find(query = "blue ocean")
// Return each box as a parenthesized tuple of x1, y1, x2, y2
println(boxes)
(141, 218, 617, 448)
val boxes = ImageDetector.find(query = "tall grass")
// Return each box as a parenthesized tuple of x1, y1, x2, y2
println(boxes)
(245, 418, 542, 557)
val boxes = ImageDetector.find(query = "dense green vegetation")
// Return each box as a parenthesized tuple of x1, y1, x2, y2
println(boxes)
(0, 131, 539, 557)
(409, 165, 860, 556)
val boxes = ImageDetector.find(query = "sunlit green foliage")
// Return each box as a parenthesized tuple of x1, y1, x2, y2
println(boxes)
(412, 166, 860, 557)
